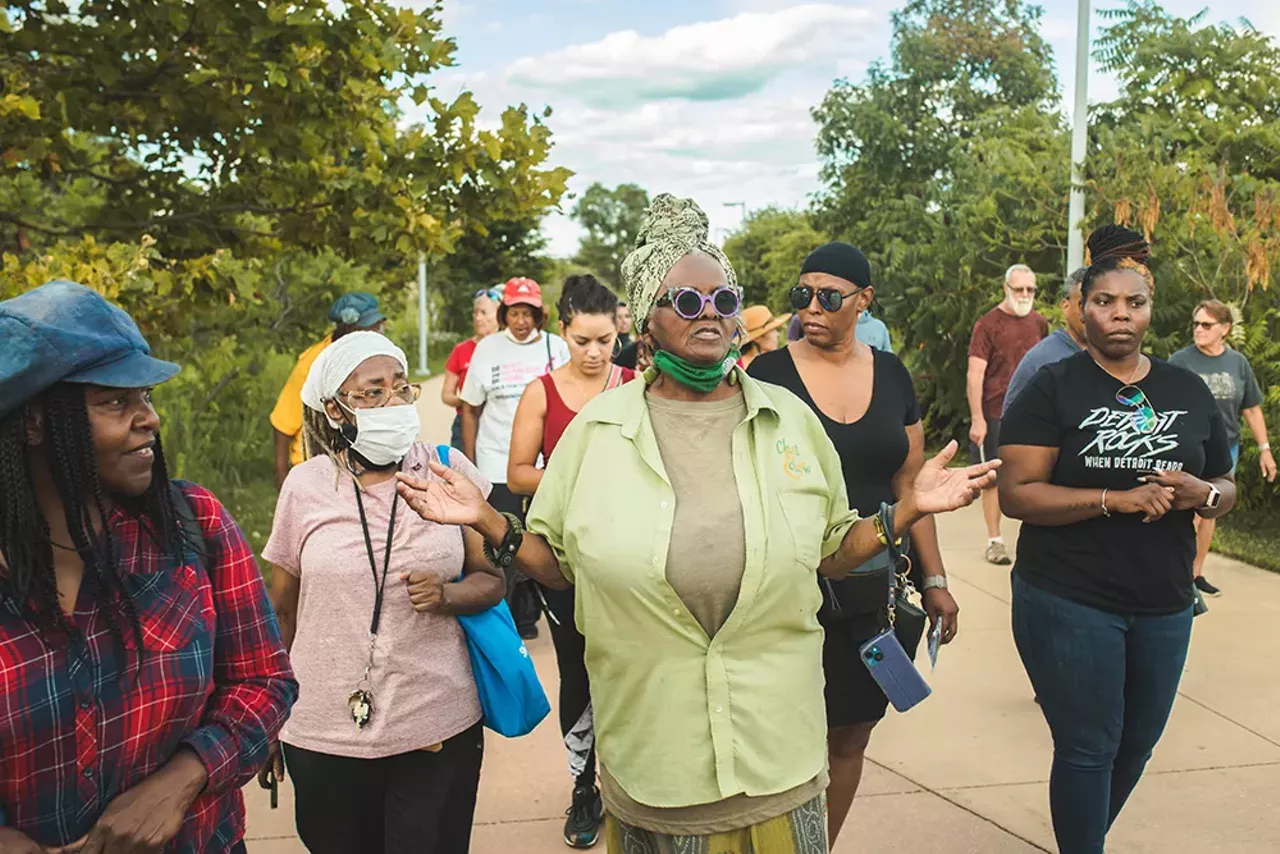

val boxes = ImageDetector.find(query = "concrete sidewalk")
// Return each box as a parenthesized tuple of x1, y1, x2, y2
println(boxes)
(245, 376, 1280, 853)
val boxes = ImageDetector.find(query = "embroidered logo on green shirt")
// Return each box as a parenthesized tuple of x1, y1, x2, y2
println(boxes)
(776, 438, 812, 479)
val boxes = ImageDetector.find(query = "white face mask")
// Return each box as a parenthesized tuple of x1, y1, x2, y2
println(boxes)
(342, 403, 421, 466)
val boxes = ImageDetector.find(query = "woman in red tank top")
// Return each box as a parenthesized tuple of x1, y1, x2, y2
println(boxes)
(506, 275, 634, 849)
(538, 363, 630, 459)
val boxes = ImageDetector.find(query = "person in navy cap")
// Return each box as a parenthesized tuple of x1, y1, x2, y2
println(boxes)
(0, 281, 297, 854)
(270, 292, 387, 488)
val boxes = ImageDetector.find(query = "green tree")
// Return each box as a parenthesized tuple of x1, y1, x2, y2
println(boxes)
(430, 218, 553, 335)
(813, 0, 1067, 438)
(723, 207, 825, 309)
(571, 182, 650, 289)
(0, 0, 572, 546)
(1086, 0, 1280, 511)
(0, 0, 570, 261)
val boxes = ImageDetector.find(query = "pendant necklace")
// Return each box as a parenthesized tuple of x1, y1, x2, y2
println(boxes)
(347, 478, 401, 731)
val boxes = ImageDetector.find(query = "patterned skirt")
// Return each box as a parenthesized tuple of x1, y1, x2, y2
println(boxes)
(604, 794, 828, 854)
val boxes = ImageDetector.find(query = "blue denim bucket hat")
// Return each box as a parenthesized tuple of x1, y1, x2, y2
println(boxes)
(0, 280, 180, 420)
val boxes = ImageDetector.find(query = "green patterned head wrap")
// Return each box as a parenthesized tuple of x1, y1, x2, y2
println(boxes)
(621, 193, 739, 331)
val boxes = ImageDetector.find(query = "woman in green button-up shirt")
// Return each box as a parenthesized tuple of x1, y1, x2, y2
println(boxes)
(395, 194, 998, 854)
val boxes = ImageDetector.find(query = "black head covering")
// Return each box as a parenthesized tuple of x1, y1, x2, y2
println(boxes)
(799, 242, 872, 289)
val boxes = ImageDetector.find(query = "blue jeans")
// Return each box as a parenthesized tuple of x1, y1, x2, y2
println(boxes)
(1011, 573, 1192, 854)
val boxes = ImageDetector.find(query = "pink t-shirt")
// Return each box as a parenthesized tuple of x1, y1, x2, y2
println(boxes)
(263, 442, 491, 759)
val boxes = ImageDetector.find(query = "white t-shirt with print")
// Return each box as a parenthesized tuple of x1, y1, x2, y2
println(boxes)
(460, 331, 570, 483)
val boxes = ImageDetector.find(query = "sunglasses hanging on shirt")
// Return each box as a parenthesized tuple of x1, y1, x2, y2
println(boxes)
(1116, 385, 1158, 434)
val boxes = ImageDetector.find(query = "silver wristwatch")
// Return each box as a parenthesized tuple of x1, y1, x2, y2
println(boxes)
(922, 576, 949, 591)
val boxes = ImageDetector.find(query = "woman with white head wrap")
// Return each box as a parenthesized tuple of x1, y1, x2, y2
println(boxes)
(395, 195, 1000, 853)
(261, 331, 505, 854)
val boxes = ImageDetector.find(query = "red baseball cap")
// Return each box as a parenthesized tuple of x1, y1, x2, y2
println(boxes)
(501, 277, 543, 309)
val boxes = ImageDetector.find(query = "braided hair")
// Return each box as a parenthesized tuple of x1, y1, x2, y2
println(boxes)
(558, 274, 619, 327)
(301, 404, 369, 493)
(1081, 225, 1153, 298)
(0, 385, 184, 652)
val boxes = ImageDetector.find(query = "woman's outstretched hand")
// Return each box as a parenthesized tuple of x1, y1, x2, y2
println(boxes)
(909, 441, 1001, 516)
(396, 461, 487, 527)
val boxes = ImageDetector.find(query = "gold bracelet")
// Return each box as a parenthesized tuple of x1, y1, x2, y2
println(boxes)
(872, 513, 891, 547)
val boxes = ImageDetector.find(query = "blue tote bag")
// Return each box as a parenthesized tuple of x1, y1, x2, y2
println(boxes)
(438, 446, 550, 737)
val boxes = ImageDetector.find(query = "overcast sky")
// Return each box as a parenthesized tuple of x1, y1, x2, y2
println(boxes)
(409, 0, 1280, 258)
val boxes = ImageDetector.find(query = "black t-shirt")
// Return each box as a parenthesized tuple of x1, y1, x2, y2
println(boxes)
(1001, 351, 1234, 615)
(748, 348, 921, 517)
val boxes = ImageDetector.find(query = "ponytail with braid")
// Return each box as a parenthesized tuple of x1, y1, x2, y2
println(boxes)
(1082, 225, 1154, 298)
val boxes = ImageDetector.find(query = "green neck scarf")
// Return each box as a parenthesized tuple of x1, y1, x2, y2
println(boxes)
(651, 348, 741, 394)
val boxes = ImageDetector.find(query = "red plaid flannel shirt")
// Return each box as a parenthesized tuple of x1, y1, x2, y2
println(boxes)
(0, 482, 297, 851)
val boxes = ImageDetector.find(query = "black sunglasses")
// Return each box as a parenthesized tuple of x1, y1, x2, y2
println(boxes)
(789, 285, 866, 313)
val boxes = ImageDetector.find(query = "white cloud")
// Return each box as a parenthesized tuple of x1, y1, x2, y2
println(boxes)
(505, 3, 882, 108)
(722, 0, 815, 11)
(442, 0, 1280, 259)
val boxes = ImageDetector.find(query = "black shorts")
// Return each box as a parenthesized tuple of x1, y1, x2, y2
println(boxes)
(823, 610, 926, 728)
(969, 416, 1001, 466)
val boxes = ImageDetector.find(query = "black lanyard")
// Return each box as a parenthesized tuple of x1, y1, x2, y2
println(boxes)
(353, 482, 401, 637)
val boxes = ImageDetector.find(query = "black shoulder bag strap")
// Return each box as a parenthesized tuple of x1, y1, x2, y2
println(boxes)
(168, 482, 209, 569)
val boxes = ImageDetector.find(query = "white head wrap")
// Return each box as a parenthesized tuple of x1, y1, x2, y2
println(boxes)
(301, 331, 409, 426)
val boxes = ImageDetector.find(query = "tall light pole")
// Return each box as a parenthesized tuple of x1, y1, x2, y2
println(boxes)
(417, 252, 430, 377)
(1067, 0, 1091, 275)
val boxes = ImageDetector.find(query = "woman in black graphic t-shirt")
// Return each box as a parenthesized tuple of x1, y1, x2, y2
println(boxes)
(999, 226, 1236, 854)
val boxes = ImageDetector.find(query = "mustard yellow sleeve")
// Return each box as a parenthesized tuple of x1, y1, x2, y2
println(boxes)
(270, 339, 326, 437)
(269, 374, 305, 437)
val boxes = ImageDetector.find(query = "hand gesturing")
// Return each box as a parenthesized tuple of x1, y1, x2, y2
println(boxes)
(396, 461, 486, 527)
(911, 441, 1001, 515)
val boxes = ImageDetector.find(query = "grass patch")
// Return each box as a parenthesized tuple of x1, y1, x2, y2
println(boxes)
(1214, 507, 1280, 574)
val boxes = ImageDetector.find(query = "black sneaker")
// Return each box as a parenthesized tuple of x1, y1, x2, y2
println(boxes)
(564, 785, 603, 849)
(518, 623, 540, 641)
(1194, 576, 1222, 598)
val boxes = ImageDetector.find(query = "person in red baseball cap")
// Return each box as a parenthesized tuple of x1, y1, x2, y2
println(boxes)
(459, 277, 569, 639)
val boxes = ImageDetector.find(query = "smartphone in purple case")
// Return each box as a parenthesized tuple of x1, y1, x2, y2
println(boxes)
(860, 626, 932, 712)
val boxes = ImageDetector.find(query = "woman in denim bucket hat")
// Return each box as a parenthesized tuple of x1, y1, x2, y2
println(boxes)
(0, 281, 297, 854)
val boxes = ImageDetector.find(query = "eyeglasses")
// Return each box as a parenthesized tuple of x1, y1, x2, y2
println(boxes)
(1116, 385, 1157, 434)
(657, 286, 741, 320)
(1191, 320, 1221, 330)
(1007, 286, 1038, 297)
(342, 383, 423, 410)
(475, 288, 503, 302)
(789, 285, 864, 313)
